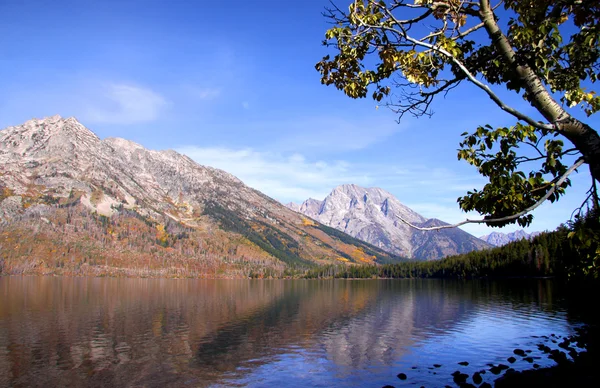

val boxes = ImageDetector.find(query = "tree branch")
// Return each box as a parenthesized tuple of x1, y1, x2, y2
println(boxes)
(514, 147, 579, 164)
(359, 8, 555, 131)
(478, 0, 569, 126)
(387, 77, 462, 118)
(453, 21, 484, 40)
(591, 164, 599, 210)
(395, 158, 585, 231)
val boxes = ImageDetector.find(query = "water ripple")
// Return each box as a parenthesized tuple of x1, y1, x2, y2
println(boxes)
(0, 277, 588, 387)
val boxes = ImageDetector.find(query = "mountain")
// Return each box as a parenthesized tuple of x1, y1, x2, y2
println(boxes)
(479, 230, 541, 247)
(286, 184, 491, 260)
(0, 116, 403, 277)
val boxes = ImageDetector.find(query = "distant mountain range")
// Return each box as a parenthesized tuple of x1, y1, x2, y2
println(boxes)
(0, 116, 403, 277)
(286, 185, 491, 260)
(479, 230, 541, 247)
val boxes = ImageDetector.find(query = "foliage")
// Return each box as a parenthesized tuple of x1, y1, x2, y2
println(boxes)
(2, 199, 596, 281)
(0, 202, 285, 278)
(0, 185, 14, 201)
(457, 123, 572, 227)
(316, 0, 600, 227)
(306, 216, 598, 284)
(566, 207, 600, 280)
(202, 201, 312, 266)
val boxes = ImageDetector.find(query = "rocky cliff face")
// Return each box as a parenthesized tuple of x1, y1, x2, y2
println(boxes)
(0, 116, 402, 277)
(287, 184, 491, 260)
(479, 230, 540, 247)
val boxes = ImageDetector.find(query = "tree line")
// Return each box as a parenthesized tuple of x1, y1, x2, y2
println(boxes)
(305, 208, 599, 286)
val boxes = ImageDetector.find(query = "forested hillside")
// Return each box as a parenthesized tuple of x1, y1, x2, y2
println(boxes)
(0, 116, 404, 278)
(305, 210, 599, 285)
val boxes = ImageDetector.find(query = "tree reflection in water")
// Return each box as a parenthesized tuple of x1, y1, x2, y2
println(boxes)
(0, 277, 576, 387)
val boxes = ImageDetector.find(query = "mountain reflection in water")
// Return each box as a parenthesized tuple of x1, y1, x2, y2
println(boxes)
(0, 277, 578, 387)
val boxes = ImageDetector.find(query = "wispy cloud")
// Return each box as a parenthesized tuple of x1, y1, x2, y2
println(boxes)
(187, 86, 221, 100)
(177, 146, 374, 202)
(176, 145, 482, 207)
(0, 80, 170, 128)
(251, 115, 406, 153)
(84, 83, 168, 124)
(177, 144, 588, 237)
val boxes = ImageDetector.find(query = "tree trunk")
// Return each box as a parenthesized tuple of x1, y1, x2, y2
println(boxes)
(557, 119, 600, 183)
(479, 0, 600, 183)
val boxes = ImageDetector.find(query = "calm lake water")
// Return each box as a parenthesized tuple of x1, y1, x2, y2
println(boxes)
(0, 277, 585, 387)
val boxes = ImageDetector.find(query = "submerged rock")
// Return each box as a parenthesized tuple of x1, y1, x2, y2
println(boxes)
(452, 371, 469, 384)
(490, 366, 503, 375)
(490, 364, 509, 375)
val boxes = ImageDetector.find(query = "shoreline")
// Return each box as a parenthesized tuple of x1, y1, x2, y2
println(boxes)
(495, 324, 598, 387)
(388, 324, 598, 387)
(0, 271, 563, 281)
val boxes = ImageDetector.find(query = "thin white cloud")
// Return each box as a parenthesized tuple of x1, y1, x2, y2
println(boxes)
(0, 77, 169, 127)
(177, 145, 483, 212)
(264, 116, 406, 152)
(187, 86, 221, 100)
(177, 145, 590, 237)
(177, 146, 373, 203)
(85, 83, 168, 124)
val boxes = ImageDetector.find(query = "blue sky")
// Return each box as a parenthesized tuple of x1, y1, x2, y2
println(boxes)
(0, 0, 597, 237)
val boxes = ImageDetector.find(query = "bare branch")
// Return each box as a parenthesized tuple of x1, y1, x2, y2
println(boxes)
(591, 164, 599, 210)
(386, 77, 462, 117)
(395, 158, 585, 231)
(370, 1, 433, 27)
(572, 180, 598, 219)
(356, 4, 555, 131)
(523, 141, 546, 158)
(514, 147, 579, 164)
(397, 34, 554, 131)
(453, 22, 484, 40)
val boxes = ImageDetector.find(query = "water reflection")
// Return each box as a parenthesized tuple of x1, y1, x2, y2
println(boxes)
(0, 277, 578, 387)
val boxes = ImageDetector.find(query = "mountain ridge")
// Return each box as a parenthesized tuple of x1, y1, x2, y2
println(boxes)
(479, 230, 541, 247)
(286, 184, 491, 260)
(0, 116, 403, 277)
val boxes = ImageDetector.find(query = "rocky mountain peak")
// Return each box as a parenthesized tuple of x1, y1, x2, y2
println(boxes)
(286, 202, 301, 212)
(296, 198, 323, 216)
(286, 185, 491, 260)
(330, 184, 389, 203)
(104, 137, 146, 152)
(327, 184, 426, 224)
(479, 230, 540, 246)
(0, 115, 101, 160)
(1, 116, 404, 277)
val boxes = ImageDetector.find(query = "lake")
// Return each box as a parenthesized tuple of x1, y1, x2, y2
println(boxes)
(0, 277, 585, 387)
